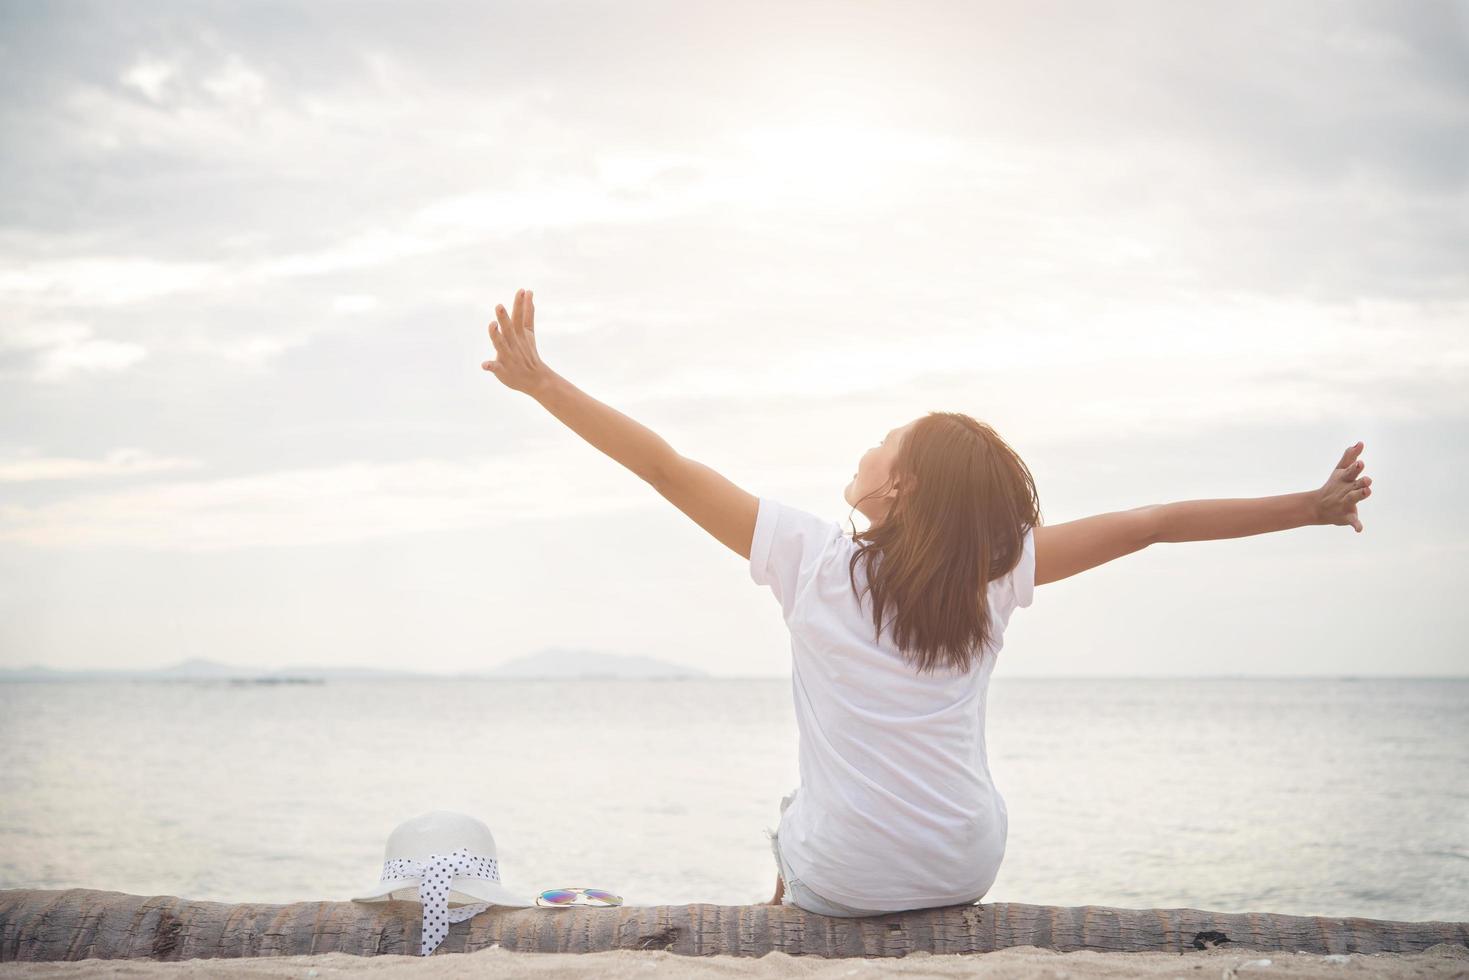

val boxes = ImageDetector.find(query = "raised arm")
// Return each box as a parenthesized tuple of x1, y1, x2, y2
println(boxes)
(481, 288, 679, 485)
(1033, 441, 1373, 587)
(479, 289, 759, 561)
(1033, 507, 1155, 587)
(1153, 441, 1372, 541)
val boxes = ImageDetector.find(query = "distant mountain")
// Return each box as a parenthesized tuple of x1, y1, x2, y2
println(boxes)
(485, 647, 707, 679)
(0, 658, 440, 682)
(1, 650, 707, 682)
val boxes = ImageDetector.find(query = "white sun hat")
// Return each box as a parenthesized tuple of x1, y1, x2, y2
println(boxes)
(351, 809, 539, 956)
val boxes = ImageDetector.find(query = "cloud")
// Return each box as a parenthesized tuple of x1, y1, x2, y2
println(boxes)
(330, 294, 379, 315)
(32, 337, 147, 381)
(0, 447, 658, 551)
(199, 55, 268, 109)
(0, 152, 729, 309)
(172, 331, 311, 367)
(0, 319, 147, 382)
(0, 257, 225, 308)
(118, 48, 267, 111)
(0, 448, 202, 482)
(1, 1, 1463, 317)
(0, 302, 344, 379)
(1, 5, 1464, 497)
(119, 56, 179, 104)
(1, 320, 92, 350)
(618, 294, 1469, 432)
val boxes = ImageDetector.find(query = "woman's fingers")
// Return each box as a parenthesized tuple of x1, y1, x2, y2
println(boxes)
(495, 302, 523, 355)
(484, 290, 539, 385)
(490, 311, 505, 355)
(1333, 441, 1364, 473)
(498, 289, 535, 335)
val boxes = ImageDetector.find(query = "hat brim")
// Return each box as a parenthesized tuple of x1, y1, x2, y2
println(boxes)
(351, 875, 538, 907)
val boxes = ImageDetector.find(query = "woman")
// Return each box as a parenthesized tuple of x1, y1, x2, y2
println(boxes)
(481, 288, 1374, 916)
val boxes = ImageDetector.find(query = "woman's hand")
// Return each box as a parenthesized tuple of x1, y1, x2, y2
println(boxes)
(1313, 441, 1373, 532)
(482, 287, 554, 396)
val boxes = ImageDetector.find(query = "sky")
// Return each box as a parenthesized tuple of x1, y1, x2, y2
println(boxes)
(1, 0, 1465, 678)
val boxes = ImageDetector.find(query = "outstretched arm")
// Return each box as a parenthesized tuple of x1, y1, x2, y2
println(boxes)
(1150, 490, 1318, 544)
(1153, 441, 1373, 542)
(481, 288, 678, 486)
(1034, 441, 1373, 587)
(481, 288, 759, 560)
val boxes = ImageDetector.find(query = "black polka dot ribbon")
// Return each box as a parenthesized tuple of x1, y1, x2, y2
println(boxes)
(381, 846, 501, 956)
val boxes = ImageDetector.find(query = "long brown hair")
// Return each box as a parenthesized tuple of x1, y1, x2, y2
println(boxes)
(846, 412, 1042, 676)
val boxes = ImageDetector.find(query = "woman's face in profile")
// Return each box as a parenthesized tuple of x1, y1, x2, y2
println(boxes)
(845, 419, 913, 520)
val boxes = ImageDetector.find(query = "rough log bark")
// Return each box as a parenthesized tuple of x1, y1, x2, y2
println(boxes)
(1, 888, 1464, 962)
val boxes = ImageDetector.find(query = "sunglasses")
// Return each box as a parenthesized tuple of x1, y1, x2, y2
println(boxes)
(536, 887, 623, 908)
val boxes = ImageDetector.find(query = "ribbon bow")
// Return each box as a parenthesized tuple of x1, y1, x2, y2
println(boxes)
(380, 846, 501, 956)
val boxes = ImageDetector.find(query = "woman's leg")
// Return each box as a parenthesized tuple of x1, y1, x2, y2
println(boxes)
(764, 874, 784, 905)
(761, 787, 797, 905)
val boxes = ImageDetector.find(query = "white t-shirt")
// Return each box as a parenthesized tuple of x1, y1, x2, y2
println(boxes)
(749, 496, 1035, 909)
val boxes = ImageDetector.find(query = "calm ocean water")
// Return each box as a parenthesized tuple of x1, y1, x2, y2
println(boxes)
(0, 677, 1464, 922)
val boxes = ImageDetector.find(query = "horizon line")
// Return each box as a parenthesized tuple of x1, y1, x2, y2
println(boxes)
(2, 670, 1465, 681)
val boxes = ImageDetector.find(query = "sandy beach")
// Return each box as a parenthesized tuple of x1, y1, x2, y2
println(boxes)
(3, 945, 1467, 979)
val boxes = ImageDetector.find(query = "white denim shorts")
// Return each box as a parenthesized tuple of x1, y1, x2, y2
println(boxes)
(764, 787, 897, 918)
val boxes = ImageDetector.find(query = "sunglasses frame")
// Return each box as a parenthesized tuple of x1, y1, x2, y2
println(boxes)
(535, 887, 624, 908)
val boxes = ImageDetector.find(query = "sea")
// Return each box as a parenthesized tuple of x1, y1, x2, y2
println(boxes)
(1, 677, 1465, 923)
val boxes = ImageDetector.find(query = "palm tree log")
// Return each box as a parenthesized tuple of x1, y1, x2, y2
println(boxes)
(1, 888, 1464, 961)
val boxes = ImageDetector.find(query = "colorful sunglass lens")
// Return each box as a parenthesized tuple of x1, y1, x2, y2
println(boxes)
(539, 889, 577, 904)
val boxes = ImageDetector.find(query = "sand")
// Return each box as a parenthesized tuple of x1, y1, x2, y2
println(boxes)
(1, 944, 1466, 979)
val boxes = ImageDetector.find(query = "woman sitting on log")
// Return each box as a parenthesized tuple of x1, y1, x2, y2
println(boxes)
(481, 287, 1374, 917)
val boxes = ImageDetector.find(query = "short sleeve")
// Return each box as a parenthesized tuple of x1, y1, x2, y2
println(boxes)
(1010, 525, 1036, 609)
(749, 496, 843, 619)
